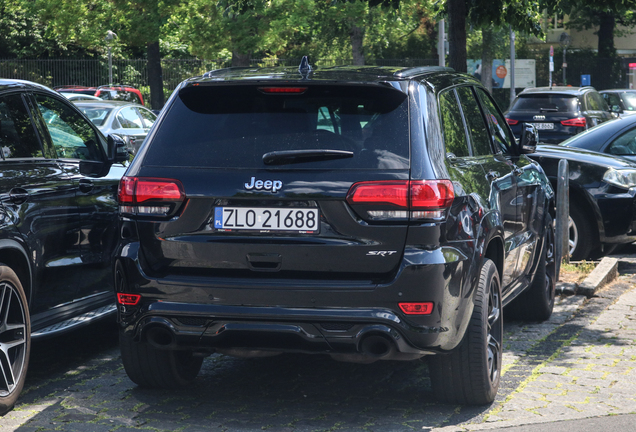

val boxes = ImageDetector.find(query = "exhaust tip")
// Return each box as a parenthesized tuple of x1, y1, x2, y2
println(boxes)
(146, 326, 175, 348)
(360, 335, 395, 358)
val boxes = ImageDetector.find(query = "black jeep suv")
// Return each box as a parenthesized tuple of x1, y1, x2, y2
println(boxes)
(505, 86, 612, 144)
(114, 62, 556, 405)
(0, 79, 128, 414)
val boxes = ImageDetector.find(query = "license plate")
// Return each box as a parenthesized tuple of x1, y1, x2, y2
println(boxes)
(530, 122, 554, 130)
(214, 207, 320, 233)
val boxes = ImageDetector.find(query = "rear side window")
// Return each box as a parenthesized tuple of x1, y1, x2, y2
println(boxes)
(439, 89, 469, 157)
(586, 92, 607, 111)
(144, 84, 410, 169)
(456, 86, 492, 156)
(117, 107, 144, 129)
(477, 88, 515, 155)
(511, 95, 578, 113)
(620, 92, 636, 111)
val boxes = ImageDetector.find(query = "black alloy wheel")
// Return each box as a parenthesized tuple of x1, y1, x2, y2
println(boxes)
(0, 266, 30, 415)
(429, 258, 503, 405)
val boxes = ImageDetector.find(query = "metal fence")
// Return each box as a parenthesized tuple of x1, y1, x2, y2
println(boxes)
(0, 57, 438, 103)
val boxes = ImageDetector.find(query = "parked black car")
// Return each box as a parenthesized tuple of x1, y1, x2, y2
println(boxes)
(114, 62, 556, 405)
(532, 145, 636, 260)
(0, 79, 128, 414)
(529, 114, 636, 260)
(600, 89, 636, 117)
(505, 86, 613, 144)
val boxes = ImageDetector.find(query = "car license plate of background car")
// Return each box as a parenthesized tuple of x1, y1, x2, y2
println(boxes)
(531, 122, 554, 130)
(214, 207, 320, 233)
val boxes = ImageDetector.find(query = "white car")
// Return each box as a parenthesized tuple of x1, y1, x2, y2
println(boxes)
(73, 100, 157, 154)
(59, 92, 104, 101)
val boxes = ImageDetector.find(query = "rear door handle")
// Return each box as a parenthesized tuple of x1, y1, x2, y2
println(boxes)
(9, 188, 29, 204)
(79, 179, 94, 193)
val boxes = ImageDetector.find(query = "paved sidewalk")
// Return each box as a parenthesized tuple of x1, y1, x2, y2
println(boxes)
(436, 272, 636, 431)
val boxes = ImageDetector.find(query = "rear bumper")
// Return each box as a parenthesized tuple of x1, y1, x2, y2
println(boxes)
(116, 241, 480, 356)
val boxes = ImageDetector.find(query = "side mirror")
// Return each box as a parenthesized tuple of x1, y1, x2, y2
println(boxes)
(610, 105, 623, 114)
(108, 134, 130, 163)
(519, 123, 537, 154)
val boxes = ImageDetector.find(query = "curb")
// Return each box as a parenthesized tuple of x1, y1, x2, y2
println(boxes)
(556, 256, 619, 297)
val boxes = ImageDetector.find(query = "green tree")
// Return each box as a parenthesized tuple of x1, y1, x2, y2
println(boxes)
(35, 0, 181, 109)
(173, 0, 295, 66)
(439, 0, 542, 72)
(545, 0, 636, 89)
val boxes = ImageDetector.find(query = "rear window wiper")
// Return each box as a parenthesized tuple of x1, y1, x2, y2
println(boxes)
(539, 107, 559, 112)
(263, 149, 354, 165)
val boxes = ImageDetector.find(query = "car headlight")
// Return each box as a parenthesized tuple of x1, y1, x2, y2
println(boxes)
(603, 168, 636, 189)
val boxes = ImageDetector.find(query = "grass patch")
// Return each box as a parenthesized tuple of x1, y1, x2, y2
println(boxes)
(559, 260, 596, 283)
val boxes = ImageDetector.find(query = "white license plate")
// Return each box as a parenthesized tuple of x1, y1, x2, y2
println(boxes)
(214, 207, 319, 233)
(530, 122, 554, 130)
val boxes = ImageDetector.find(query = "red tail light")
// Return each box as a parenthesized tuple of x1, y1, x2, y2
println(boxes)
(505, 118, 519, 125)
(117, 293, 141, 306)
(346, 180, 454, 221)
(258, 87, 307, 94)
(118, 176, 185, 216)
(561, 117, 586, 127)
(399, 302, 434, 315)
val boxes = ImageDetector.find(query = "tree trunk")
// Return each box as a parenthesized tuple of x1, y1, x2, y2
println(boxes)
(481, 28, 494, 92)
(447, 0, 467, 72)
(597, 12, 616, 90)
(350, 25, 365, 66)
(597, 12, 615, 59)
(146, 41, 164, 110)
(232, 51, 251, 67)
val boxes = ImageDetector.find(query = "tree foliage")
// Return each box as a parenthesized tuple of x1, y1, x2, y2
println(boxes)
(437, 0, 542, 72)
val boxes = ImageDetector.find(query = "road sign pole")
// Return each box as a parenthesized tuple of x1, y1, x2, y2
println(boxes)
(549, 45, 554, 88)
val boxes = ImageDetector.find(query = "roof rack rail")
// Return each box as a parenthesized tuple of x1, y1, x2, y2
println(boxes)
(394, 66, 453, 78)
(202, 69, 222, 78)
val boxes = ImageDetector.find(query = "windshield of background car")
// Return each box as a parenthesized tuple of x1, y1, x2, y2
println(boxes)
(78, 106, 114, 127)
(621, 92, 636, 111)
(511, 94, 578, 112)
(144, 84, 410, 169)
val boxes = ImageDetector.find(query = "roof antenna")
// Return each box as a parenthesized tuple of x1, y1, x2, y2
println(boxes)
(298, 56, 312, 77)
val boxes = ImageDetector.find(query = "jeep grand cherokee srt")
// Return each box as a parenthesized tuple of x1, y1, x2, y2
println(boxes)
(114, 60, 556, 405)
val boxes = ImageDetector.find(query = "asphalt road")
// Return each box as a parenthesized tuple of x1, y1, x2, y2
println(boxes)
(2, 262, 633, 431)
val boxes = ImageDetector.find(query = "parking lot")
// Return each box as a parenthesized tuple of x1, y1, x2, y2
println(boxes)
(4, 259, 635, 432)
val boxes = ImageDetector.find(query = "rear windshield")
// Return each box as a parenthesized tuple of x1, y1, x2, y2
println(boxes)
(511, 94, 578, 113)
(144, 84, 410, 169)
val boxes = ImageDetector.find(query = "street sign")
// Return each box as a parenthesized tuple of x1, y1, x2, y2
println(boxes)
(550, 45, 554, 57)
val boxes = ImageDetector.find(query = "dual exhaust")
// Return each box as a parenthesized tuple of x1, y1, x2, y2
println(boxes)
(144, 322, 406, 363)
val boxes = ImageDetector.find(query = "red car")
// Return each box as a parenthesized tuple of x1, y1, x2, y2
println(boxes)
(54, 84, 145, 105)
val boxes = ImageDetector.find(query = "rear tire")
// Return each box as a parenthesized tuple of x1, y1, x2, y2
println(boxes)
(428, 258, 502, 405)
(0, 265, 30, 416)
(119, 332, 202, 389)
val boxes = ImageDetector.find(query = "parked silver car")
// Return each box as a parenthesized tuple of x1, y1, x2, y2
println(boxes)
(73, 100, 157, 154)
